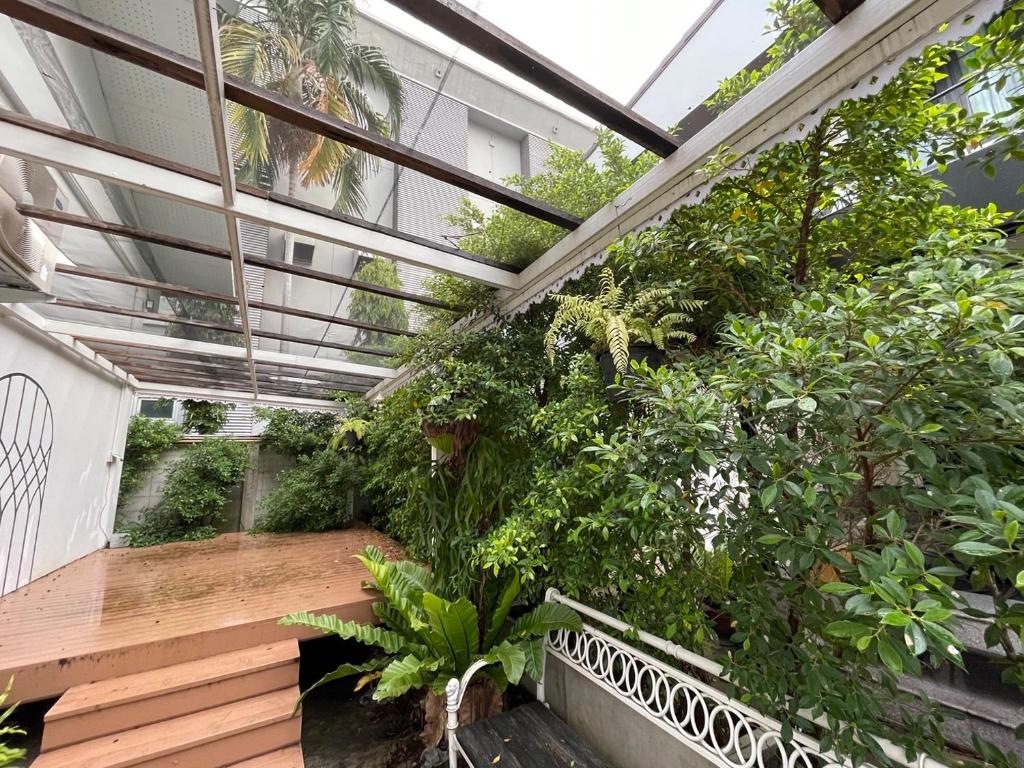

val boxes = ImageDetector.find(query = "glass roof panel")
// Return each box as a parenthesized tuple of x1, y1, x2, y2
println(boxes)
(1, 27, 220, 175)
(48, 0, 202, 58)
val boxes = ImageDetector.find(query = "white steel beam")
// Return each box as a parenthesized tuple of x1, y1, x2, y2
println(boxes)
(0, 121, 518, 289)
(193, 0, 258, 396)
(42, 320, 395, 380)
(500, 0, 999, 316)
(133, 382, 345, 412)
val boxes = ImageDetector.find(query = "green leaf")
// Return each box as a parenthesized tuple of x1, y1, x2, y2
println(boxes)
(508, 602, 582, 640)
(876, 635, 903, 674)
(767, 397, 795, 410)
(484, 640, 527, 685)
(421, 593, 480, 670)
(825, 620, 871, 639)
(374, 655, 443, 700)
(952, 541, 1004, 558)
(1004, 520, 1019, 546)
(522, 638, 545, 681)
(904, 541, 925, 569)
(757, 533, 785, 545)
(296, 657, 390, 711)
(819, 582, 858, 595)
(796, 396, 817, 413)
(988, 350, 1014, 378)
(881, 611, 911, 627)
(760, 484, 779, 508)
(1015, 571, 1024, 590)
(280, 612, 421, 655)
(484, 574, 521, 650)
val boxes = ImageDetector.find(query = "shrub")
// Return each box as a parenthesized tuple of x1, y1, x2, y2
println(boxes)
(254, 449, 364, 533)
(121, 438, 251, 546)
(118, 415, 181, 506)
(181, 399, 233, 434)
(256, 407, 338, 457)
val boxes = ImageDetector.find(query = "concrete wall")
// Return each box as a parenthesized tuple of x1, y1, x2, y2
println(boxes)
(116, 441, 295, 534)
(543, 656, 717, 768)
(0, 315, 132, 596)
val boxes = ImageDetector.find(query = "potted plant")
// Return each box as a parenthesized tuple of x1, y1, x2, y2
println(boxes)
(281, 546, 581, 746)
(545, 268, 703, 385)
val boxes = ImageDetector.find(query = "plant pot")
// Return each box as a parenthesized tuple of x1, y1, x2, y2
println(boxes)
(598, 343, 665, 388)
(421, 418, 481, 470)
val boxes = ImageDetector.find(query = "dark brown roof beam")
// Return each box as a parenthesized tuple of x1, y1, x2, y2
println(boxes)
(0, 0, 582, 229)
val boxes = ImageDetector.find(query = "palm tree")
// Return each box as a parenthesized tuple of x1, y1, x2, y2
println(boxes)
(219, 0, 403, 216)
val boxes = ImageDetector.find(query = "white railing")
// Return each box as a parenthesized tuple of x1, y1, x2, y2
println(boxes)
(544, 589, 945, 768)
(446, 589, 950, 768)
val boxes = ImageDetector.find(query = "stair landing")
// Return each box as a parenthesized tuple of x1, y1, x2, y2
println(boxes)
(0, 529, 402, 701)
(35, 639, 304, 768)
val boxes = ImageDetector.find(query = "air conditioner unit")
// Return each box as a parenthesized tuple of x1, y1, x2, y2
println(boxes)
(0, 155, 63, 303)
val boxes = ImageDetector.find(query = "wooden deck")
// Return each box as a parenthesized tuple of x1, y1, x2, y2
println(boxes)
(0, 528, 402, 702)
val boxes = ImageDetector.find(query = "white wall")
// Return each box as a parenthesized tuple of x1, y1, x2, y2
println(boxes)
(0, 315, 132, 595)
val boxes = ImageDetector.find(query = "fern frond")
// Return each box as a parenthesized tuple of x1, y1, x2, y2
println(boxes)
(607, 315, 630, 373)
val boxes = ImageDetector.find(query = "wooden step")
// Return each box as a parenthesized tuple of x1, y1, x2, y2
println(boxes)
(43, 640, 299, 751)
(33, 685, 302, 768)
(230, 745, 305, 767)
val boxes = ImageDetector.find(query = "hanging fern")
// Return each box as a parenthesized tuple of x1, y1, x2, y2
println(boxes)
(546, 264, 704, 373)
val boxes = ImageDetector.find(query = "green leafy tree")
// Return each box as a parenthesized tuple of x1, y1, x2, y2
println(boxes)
(121, 438, 251, 546)
(181, 399, 234, 435)
(427, 131, 659, 322)
(348, 257, 409, 363)
(118, 415, 182, 507)
(220, 0, 402, 214)
(281, 546, 580, 739)
(165, 297, 243, 347)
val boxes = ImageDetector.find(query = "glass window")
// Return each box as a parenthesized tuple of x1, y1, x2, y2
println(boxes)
(139, 398, 175, 420)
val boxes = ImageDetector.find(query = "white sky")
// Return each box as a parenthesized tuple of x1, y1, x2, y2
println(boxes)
(356, 0, 716, 125)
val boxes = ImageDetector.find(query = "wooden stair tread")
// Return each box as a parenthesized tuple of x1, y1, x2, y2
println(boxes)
(457, 701, 609, 768)
(230, 745, 305, 767)
(47, 640, 299, 721)
(34, 686, 301, 768)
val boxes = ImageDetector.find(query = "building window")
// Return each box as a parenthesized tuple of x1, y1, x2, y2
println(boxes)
(293, 241, 315, 267)
(139, 397, 175, 420)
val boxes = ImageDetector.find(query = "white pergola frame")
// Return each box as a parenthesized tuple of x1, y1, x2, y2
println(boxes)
(0, 0, 1000, 408)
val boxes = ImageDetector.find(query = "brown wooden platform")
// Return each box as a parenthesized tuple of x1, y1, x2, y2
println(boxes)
(0, 528, 402, 702)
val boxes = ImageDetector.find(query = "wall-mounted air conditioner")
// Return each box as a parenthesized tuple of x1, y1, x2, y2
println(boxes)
(0, 155, 63, 303)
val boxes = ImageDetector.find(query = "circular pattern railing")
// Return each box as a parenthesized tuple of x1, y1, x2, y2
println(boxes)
(548, 626, 844, 768)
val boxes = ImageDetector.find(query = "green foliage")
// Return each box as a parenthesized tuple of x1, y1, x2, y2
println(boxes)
(546, 251, 703, 373)
(254, 448, 363, 533)
(118, 415, 181, 507)
(121, 439, 251, 547)
(347, 257, 409, 363)
(181, 399, 233, 435)
(426, 131, 659, 323)
(525, 240, 1024, 766)
(164, 297, 243, 346)
(708, 0, 828, 112)
(256, 407, 338, 457)
(0, 678, 25, 768)
(280, 546, 580, 705)
(341, 9, 1024, 765)
(220, 0, 401, 213)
